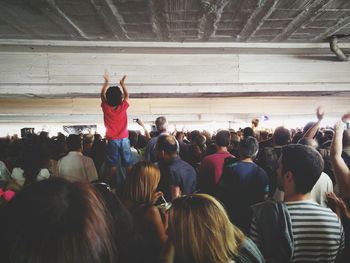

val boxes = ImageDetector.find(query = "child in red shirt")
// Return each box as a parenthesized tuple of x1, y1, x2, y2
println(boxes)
(101, 71, 133, 180)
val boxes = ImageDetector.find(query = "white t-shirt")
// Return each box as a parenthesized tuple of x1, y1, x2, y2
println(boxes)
(58, 151, 98, 182)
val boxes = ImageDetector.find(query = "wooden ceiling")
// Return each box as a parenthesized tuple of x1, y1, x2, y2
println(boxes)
(0, 0, 350, 43)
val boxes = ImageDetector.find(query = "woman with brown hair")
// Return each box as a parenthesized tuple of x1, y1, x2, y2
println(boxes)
(164, 194, 265, 263)
(123, 161, 168, 262)
(0, 178, 117, 263)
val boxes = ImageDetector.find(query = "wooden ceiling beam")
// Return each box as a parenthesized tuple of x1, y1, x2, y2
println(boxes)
(273, 0, 333, 42)
(149, 0, 169, 41)
(237, 0, 278, 42)
(198, 0, 230, 40)
(90, 0, 129, 40)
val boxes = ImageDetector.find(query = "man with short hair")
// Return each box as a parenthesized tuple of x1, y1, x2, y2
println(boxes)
(250, 144, 344, 262)
(156, 135, 196, 201)
(144, 116, 169, 163)
(218, 136, 269, 233)
(198, 130, 233, 195)
(58, 134, 98, 182)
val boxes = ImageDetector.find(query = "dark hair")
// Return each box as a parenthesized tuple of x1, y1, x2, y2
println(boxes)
(0, 178, 117, 263)
(93, 182, 135, 263)
(128, 130, 139, 147)
(66, 134, 82, 151)
(291, 131, 303, 144)
(215, 130, 231, 147)
(239, 136, 259, 158)
(281, 144, 324, 194)
(189, 130, 201, 141)
(156, 135, 177, 154)
(243, 127, 254, 138)
(106, 86, 123, 107)
(273, 126, 291, 146)
(297, 138, 319, 149)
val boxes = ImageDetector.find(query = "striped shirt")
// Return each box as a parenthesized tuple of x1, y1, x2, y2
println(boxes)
(250, 200, 344, 262)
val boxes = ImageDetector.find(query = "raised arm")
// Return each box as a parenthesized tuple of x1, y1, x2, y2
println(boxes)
(136, 119, 151, 139)
(303, 106, 324, 139)
(100, 70, 109, 103)
(330, 121, 350, 197)
(119, 75, 129, 103)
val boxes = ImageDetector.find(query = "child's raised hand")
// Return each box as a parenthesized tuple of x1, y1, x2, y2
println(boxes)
(120, 75, 126, 86)
(103, 70, 110, 83)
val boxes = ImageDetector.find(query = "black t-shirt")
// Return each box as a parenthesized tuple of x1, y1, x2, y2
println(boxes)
(158, 157, 197, 201)
(218, 161, 269, 233)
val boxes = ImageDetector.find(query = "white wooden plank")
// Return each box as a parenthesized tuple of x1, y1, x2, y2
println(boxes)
(0, 73, 49, 84)
(48, 53, 239, 66)
(239, 54, 341, 63)
(240, 62, 350, 73)
(240, 72, 350, 83)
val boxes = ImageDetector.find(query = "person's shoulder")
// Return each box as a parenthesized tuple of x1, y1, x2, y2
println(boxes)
(144, 204, 161, 221)
(236, 238, 265, 263)
(257, 165, 268, 176)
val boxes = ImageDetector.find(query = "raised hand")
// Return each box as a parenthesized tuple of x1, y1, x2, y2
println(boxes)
(316, 106, 325, 121)
(120, 75, 127, 86)
(103, 69, 110, 83)
(136, 118, 145, 127)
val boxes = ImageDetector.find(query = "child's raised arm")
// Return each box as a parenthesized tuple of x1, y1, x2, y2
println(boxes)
(119, 75, 129, 103)
(101, 70, 109, 103)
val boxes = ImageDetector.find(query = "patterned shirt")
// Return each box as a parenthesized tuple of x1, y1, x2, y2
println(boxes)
(250, 200, 344, 262)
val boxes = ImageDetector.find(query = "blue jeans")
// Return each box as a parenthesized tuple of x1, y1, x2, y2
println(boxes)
(106, 138, 133, 167)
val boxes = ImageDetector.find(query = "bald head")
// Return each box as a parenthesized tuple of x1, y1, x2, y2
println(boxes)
(156, 135, 178, 155)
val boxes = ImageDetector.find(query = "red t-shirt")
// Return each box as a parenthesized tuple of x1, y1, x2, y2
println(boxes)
(200, 151, 234, 184)
(101, 100, 129, 140)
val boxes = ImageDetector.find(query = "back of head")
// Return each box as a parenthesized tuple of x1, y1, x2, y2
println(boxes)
(0, 178, 116, 263)
(124, 161, 160, 203)
(281, 144, 324, 194)
(189, 130, 201, 141)
(128, 130, 139, 147)
(273, 126, 291, 146)
(106, 86, 123, 107)
(169, 194, 245, 263)
(155, 116, 168, 133)
(243, 127, 254, 138)
(215, 130, 231, 147)
(156, 135, 178, 155)
(66, 134, 82, 152)
(298, 137, 319, 149)
(239, 136, 259, 159)
(252, 118, 259, 128)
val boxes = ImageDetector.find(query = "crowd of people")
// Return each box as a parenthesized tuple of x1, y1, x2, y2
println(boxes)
(0, 73, 349, 262)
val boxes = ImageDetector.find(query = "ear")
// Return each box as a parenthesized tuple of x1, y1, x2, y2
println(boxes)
(285, 171, 294, 184)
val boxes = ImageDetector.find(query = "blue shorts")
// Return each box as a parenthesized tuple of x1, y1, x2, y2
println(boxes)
(106, 138, 133, 167)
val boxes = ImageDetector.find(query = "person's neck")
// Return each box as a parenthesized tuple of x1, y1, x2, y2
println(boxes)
(70, 150, 82, 154)
(284, 192, 311, 202)
(216, 146, 228, 153)
(240, 157, 253, 163)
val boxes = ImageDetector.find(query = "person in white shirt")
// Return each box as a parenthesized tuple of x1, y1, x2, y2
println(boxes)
(58, 134, 98, 182)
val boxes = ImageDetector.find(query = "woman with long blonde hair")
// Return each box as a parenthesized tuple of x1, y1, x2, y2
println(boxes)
(164, 194, 264, 263)
(123, 161, 168, 262)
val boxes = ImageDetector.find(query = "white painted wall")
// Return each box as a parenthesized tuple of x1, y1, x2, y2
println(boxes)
(0, 42, 350, 128)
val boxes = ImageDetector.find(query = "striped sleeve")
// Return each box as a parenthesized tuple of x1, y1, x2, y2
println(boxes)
(249, 216, 262, 251)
